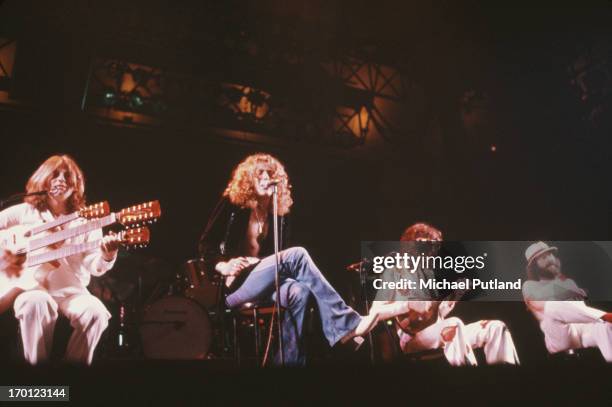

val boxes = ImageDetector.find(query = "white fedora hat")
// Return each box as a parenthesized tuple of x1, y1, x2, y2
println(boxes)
(525, 241, 557, 266)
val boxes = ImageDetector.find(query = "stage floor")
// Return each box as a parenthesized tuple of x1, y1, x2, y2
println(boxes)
(1, 359, 610, 405)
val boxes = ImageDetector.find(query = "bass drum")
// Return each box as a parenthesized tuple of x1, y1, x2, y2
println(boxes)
(139, 296, 212, 360)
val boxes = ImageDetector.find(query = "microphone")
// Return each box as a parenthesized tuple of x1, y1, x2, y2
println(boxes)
(0, 190, 48, 209)
(25, 190, 48, 197)
(266, 179, 282, 186)
(346, 258, 372, 273)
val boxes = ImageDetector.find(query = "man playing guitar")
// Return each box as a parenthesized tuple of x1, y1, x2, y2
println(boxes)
(369, 223, 520, 365)
(0, 155, 120, 365)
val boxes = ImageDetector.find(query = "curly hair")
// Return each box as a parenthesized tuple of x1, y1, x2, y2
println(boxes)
(400, 222, 443, 242)
(400, 222, 443, 257)
(224, 153, 293, 216)
(25, 155, 86, 213)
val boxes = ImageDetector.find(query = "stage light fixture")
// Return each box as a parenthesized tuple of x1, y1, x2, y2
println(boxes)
(102, 88, 117, 106)
(129, 91, 144, 108)
(358, 105, 371, 135)
(219, 83, 271, 123)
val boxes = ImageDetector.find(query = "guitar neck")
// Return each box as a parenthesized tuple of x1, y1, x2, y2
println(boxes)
(28, 213, 117, 252)
(29, 212, 80, 235)
(27, 240, 102, 268)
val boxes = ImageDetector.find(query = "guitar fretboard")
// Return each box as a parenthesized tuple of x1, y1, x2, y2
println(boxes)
(29, 212, 80, 235)
(28, 213, 117, 252)
(27, 240, 100, 267)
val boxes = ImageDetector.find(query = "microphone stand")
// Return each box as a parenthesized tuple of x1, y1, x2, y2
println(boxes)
(360, 260, 375, 364)
(272, 184, 284, 365)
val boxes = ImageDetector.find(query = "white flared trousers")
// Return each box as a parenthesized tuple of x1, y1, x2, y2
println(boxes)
(540, 301, 612, 361)
(13, 289, 110, 365)
(399, 317, 520, 366)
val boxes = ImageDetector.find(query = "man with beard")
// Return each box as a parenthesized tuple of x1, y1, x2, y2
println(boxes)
(522, 241, 612, 361)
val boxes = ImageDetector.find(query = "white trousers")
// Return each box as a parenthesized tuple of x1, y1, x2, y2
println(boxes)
(539, 301, 612, 361)
(399, 317, 520, 366)
(13, 289, 110, 365)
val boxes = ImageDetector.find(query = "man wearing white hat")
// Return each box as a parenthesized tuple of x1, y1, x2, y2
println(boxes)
(522, 241, 612, 361)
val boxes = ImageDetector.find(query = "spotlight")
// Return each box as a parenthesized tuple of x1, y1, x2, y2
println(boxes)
(129, 91, 144, 108)
(102, 88, 116, 106)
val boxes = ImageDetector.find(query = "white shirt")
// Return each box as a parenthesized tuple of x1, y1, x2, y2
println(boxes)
(0, 202, 116, 297)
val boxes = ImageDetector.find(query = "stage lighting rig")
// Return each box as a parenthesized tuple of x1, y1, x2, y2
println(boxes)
(82, 58, 166, 119)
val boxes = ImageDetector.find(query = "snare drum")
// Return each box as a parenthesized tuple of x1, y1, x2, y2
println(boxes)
(139, 296, 212, 359)
(182, 258, 223, 309)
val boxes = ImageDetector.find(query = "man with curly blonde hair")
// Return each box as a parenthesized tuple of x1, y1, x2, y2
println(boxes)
(200, 153, 377, 365)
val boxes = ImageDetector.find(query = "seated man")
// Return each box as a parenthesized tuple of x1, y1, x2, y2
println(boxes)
(199, 153, 377, 365)
(370, 223, 520, 366)
(522, 241, 612, 361)
(0, 155, 120, 365)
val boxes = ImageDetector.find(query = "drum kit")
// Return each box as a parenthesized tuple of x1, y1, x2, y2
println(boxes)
(99, 255, 228, 360)
(99, 255, 375, 361)
(140, 257, 234, 360)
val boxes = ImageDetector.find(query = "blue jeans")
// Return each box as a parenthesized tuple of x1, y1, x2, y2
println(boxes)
(226, 247, 362, 365)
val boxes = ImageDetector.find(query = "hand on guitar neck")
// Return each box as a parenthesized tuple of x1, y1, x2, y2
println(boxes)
(100, 231, 121, 262)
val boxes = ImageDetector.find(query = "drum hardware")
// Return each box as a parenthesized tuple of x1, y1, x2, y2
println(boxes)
(102, 300, 140, 359)
(346, 258, 376, 363)
(117, 303, 129, 349)
(180, 258, 223, 309)
(123, 256, 246, 361)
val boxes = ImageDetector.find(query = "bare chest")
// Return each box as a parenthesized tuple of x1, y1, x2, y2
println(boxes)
(243, 213, 268, 256)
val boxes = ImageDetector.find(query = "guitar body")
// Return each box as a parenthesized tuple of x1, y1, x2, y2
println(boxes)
(0, 223, 55, 305)
(0, 263, 62, 315)
(0, 226, 67, 301)
(0, 259, 55, 300)
(394, 286, 468, 335)
(395, 302, 440, 336)
(0, 223, 38, 255)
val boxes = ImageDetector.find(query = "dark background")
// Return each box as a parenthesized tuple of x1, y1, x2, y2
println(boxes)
(1, 0, 612, 371)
